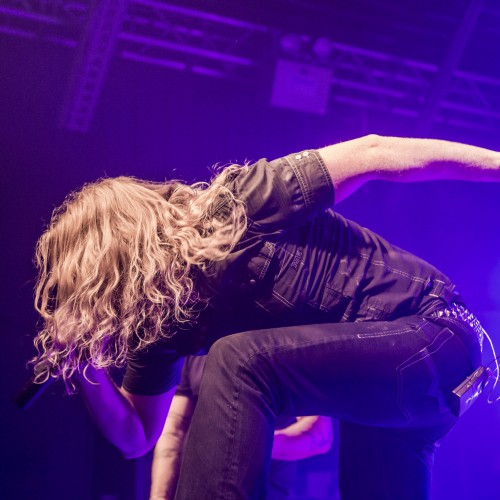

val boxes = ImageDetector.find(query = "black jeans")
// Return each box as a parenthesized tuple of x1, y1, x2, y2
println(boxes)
(175, 313, 482, 499)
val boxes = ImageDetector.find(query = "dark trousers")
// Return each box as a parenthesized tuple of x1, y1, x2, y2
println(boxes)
(175, 314, 482, 499)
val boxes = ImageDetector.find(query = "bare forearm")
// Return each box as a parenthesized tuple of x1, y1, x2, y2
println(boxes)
(79, 368, 147, 457)
(272, 416, 333, 461)
(367, 135, 500, 182)
(150, 394, 194, 499)
(150, 448, 183, 500)
(319, 134, 500, 202)
(79, 367, 172, 458)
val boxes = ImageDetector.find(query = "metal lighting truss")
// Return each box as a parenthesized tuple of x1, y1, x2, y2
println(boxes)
(59, 0, 128, 131)
(0, 0, 499, 133)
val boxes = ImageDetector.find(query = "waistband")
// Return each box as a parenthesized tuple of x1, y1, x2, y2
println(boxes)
(430, 302, 485, 352)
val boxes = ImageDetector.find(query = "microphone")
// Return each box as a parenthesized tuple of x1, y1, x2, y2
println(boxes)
(13, 370, 55, 410)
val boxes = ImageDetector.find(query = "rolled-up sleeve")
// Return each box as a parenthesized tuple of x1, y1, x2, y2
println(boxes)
(231, 150, 335, 233)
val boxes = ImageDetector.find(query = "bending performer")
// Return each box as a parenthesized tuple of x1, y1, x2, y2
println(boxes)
(32, 135, 500, 498)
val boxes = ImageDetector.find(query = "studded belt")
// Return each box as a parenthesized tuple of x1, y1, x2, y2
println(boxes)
(430, 302, 485, 352)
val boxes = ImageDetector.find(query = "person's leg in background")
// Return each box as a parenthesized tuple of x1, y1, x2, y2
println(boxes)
(338, 420, 448, 500)
(267, 460, 298, 500)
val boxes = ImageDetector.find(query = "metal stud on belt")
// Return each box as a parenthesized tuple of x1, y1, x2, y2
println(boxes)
(433, 302, 485, 351)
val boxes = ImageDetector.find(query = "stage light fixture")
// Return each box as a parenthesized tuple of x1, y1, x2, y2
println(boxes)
(279, 33, 306, 55)
(313, 37, 332, 60)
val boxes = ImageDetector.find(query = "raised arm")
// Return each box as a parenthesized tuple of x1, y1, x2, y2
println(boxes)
(150, 394, 196, 500)
(79, 367, 175, 459)
(319, 134, 500, 203)
(272, 416, 333, 461)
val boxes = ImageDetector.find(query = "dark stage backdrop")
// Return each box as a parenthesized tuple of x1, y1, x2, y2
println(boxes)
(1, 29, 500, 500)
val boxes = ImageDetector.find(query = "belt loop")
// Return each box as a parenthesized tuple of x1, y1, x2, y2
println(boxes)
(428, 278, 444, 298)
(427, 278, 456, 304)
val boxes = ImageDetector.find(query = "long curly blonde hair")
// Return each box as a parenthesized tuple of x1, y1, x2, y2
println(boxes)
(32, 168, 246, 389)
